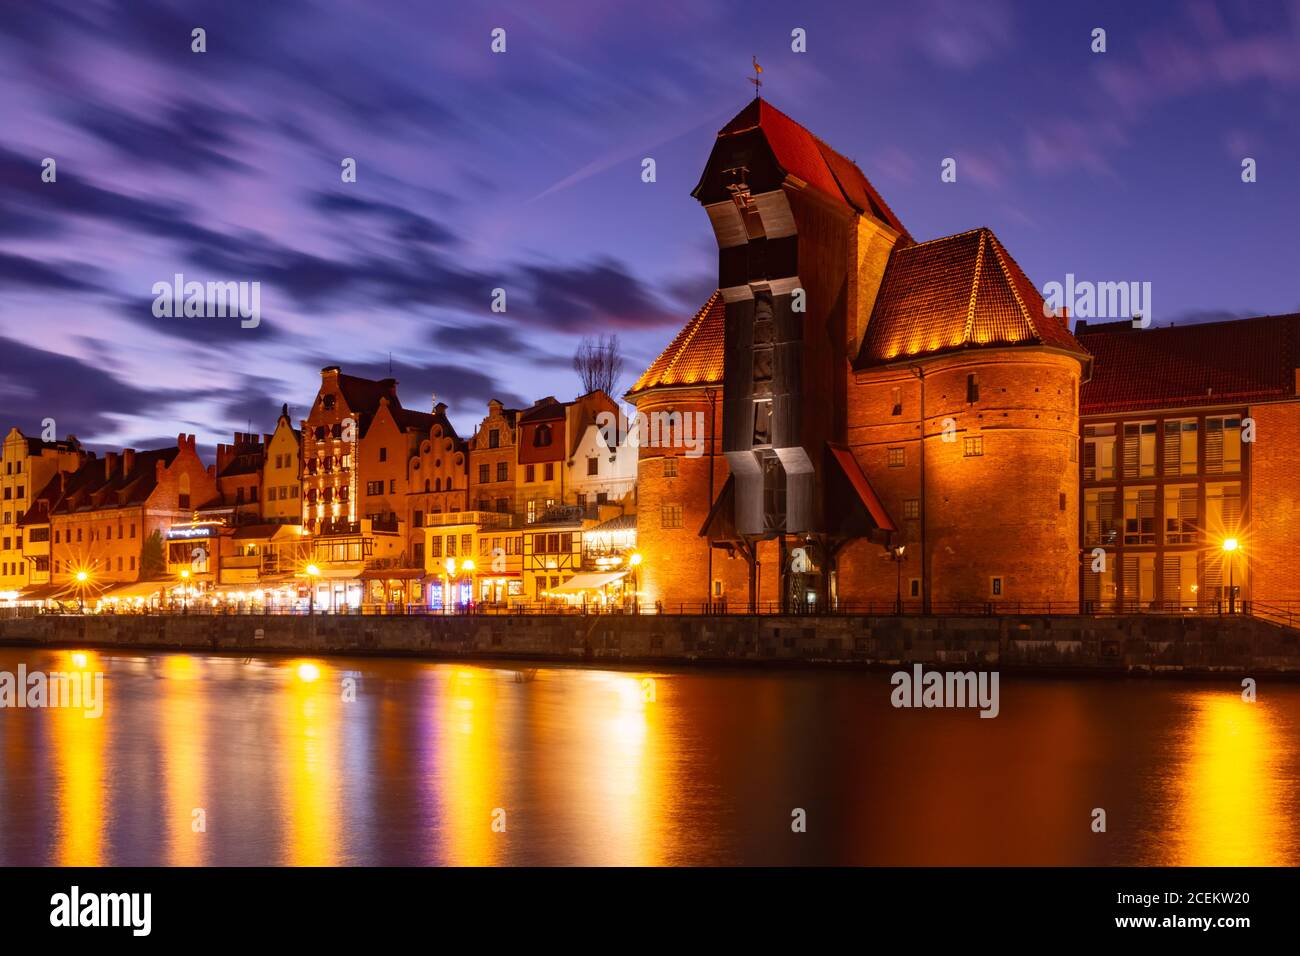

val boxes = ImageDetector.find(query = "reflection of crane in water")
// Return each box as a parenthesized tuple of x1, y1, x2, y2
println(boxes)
(512, 669, 538, 683)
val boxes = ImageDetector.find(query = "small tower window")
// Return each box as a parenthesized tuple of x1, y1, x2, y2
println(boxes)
(967, 373, 980, 404)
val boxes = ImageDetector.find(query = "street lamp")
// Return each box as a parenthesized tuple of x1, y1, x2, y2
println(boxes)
(75, 569, 89, 613)
(179, 567, 191, 613)
(891, 545, 907, 615)
(1222, 538, 1239, 614)
(305, 563, 320, 613)
(627, 551, 643, 612)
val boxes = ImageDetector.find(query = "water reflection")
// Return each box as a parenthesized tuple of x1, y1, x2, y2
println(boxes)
(1166, 692, 1289, 866)
(1, 646, 1298, 866)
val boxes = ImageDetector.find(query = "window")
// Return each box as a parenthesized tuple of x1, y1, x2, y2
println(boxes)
(534, 424, 553, 447)
(526, 500, 536, 523)
(990, 576, 1003, 597)
(389, 479, 396, 494)
(1083, 424, 1116, 480)
(1085, 489, 1119, 545)
(496, 462, 508, 482)
(430, 536, 442, 558)
(587, 456, 599, 476)
(1164, 486, 1197, 544)
(1123, 487, 1156, 545)
(413, 510, 424, 528)
(888, 447, 905, 468)
(378, 447, 388, 462)
(488, 429, 500, 449)
(1163, 420, 1198, 476)
(323, 394, 336, 410)
(903, 499, 920, 519)
(1206, 482, 1242, 539)
(909, 578, 921, 598)
(891, 387, 902, 416)
(966, 373, 980, 404)
(963, 436, 983, 457)
(461, 534, 472, 554)
(663, 457, 678, 478)
(544, 463, 554, 482)
(661, 503, 683, 529)
(479, 463, 490, 484)
(366, 481, 383, 496)
(495, 497, 509, 513)
(525, 464, 536, 483)
(1122, 421, 1157, 478)
(1059, 492, 1067, 511)
(446, 535, 457, 557)
(1205, 417, 1242, 473)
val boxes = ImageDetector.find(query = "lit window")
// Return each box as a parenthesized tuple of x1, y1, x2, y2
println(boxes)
(963, 436, 983, 457)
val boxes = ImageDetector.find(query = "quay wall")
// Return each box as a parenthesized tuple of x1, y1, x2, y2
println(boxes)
(2, 613, 1298, 673)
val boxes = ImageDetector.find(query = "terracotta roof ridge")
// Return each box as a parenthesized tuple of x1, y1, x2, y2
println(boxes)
(895, 225, 988, 252)
(629, 290, 720, 394)
(963, 229, 987, 344)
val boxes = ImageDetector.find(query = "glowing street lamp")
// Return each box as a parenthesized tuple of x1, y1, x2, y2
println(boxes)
(305, 563, 321, 613)
(75, 569, 90, 612)
(627, 551, 643, 612)
(1222, 538, 1239, 614)
(891, 545, 907, 615)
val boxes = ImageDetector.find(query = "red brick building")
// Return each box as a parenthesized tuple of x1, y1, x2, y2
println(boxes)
(630, 99, 1088, 611)
(1075, 313, 1300, 612)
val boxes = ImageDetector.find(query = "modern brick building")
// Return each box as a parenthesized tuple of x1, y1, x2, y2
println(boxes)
(1076, 313, 1300, 612)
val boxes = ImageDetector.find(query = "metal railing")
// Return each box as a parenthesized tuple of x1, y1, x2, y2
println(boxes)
(6, 599, 1300, 620)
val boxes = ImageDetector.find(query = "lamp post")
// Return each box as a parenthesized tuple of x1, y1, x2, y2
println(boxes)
(75, 569, 89, 613)
(891, 545, 907, 615)
(627, 551, 643, 613)
(305, 563, 320, 613)
(444, 558, 456, 613)
(179, 567, 191, 613)
(461, 559, 475, 611)
(1222, 538, 1239, 614)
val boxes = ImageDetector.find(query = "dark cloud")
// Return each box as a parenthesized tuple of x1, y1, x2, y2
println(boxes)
(68, 99, 250, 174)
(0, 337, 188, 440)
(113, 295, 283, 343)
(0, 251, 101, 291)
(312, 192, 458, 246)
(519, 258, 679, 332)
(431, 321, 531, 355)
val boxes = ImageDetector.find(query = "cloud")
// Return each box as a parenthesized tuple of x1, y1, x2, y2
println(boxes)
(0, 251, 101, 291)
(518, 258, 679, 332)
(0, 336, 188, 440)
(67, 99, 251, 174)
(113, 295, 283, 343)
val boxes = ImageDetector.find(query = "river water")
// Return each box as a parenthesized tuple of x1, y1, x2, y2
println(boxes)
(1, 646, 1297, 866)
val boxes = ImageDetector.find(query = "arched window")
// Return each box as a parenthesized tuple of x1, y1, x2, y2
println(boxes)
(424, 479, 430, 492)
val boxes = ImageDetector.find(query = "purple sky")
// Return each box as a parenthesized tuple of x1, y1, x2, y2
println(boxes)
(2, 0, 1298, 453)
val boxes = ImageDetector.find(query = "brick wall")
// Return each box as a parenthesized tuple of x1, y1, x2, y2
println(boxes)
(1247, 399, 1300, 602)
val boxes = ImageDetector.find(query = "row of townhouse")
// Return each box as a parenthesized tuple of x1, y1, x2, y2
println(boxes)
(1, 366, 640, 612)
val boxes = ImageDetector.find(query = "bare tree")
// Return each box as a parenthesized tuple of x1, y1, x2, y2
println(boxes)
(573, 334, 625, 396)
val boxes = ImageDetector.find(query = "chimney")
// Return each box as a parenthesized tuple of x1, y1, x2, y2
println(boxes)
(435, 402, 448, 417)
(123, 448, 136, 475)
(104, 451, 119, 481)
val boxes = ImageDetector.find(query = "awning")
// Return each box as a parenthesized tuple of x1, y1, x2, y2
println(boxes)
(827, 444, 897, 533)
(551, 571, 627, 592)
(101, 580, 168, 600)
(359, 568, 426, 580)
(10, 582, 73, 603)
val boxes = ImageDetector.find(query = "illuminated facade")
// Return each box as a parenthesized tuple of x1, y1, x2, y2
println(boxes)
(1, 427, 84, 593)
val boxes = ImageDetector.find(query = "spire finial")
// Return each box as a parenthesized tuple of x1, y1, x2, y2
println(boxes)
(749, 56, 763, 98)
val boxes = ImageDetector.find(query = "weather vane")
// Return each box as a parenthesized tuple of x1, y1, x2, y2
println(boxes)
(749, 55, 763, 98)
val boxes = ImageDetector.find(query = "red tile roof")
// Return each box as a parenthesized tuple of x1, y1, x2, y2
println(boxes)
(855, 227, 1089, 368)
(1077, 313, 1300, 415)
(712, 99, 910, 239)
(626, 291, 725, 397)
